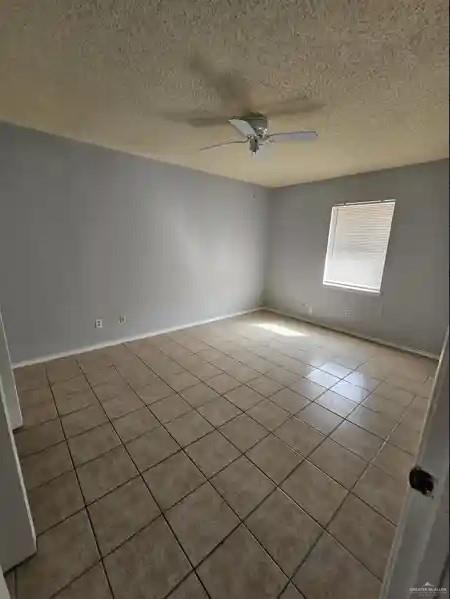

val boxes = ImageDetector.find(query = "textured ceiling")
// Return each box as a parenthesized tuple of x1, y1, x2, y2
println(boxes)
(0, 1, 448, 187)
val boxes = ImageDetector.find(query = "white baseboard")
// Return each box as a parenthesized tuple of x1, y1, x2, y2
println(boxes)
(12, 307, 261, 368)
(263, 306, 440, 361)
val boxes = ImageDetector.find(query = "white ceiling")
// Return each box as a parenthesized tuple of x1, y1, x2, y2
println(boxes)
(0, 0, 448, 187)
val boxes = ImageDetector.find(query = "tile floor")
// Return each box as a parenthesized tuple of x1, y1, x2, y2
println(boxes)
(6, 310, 436, 599)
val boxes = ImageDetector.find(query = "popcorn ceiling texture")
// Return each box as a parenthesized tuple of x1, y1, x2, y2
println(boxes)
(0, 0, 448, 187)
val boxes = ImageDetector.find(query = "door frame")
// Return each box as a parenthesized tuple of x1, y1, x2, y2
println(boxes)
(381, 333, 449, 598)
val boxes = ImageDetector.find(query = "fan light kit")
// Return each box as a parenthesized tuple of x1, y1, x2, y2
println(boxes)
(199, 112, 318, 155)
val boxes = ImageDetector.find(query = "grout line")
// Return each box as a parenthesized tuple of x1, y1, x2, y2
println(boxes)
(43, 370, 117, 599)
(13, 315, 427, 598)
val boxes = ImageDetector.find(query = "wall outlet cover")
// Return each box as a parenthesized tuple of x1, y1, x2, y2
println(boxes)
(95, 319, 103, 329)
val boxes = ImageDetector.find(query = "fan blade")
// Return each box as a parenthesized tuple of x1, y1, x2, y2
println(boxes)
(229, 118, 255, 138)
(199, 140, 247, 152)
(252, 143, 273, 160)
(268, 131, 318, 143)
(163, 111, 229, 128)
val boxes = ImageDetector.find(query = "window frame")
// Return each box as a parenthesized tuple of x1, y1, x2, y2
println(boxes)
(322, 199, 396, 295)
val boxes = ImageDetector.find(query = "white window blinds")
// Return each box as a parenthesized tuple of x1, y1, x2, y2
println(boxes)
(323, 201, 396, 293)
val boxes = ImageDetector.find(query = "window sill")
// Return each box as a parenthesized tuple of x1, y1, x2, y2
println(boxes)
(323, 282, 382, 296)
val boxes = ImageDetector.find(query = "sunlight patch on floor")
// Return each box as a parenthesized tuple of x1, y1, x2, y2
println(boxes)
(253, 322, 307, 337)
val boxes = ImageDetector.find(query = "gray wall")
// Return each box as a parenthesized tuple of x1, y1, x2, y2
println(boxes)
(0, 123, 268, 363)
(265, 160, 449, 356)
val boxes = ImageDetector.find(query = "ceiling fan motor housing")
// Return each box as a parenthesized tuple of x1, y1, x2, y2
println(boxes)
(245, 113, 269, 139)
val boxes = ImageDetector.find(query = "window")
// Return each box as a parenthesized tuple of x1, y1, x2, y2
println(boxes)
(323, 200, 395, 294)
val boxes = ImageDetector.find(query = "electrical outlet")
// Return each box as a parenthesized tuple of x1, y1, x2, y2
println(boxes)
(95, 319, 103, 329)
(118, 315, 126, 324)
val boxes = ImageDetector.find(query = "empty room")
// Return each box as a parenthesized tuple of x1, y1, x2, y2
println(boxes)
(0, 2, 448, 599)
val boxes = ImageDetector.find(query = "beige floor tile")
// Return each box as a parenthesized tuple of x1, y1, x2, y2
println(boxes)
(165, 410, 213, 447)
(197, 396, 241, 426)
(54, 564, 112, 599)
(316, 390, 358, 417)
(197, 525, 287, 599)
(181, 382, 221, 407)
(15, 419, 64, 457)
(149, 394, 192, 423)
(247, 489, 321, 575)
(88, 477, 160, 555)
(16, 511, 99, 599)
(246, 375, 284, 397)
(51, 376, 90, 400)
(354, 465, 407, 523)
(296, 403, 343, 435)
(93, 379, 131, 403)
(69, 423, 121, 466)
(84, 365, 122, 387)
(19, 386, 53, 408)
(362, 393, 407, 419)
(274, 417, 324, 456)
(401, 407, 427, 433)
(331, 421, 383, 460)
(126, 426, 180, 470)
(112, 406, 159, 442)
(211, 456, 275, 518)
(77, 446, 138, 503)
(77, 349, 113, 372)
(375, 382, 414, 406)
(29, 471, 84, 534)
(55, 390, 99, 417)
(104, 517, 191, 599)
(306, 369, 340, 389)
(22, 442, 73, 490)
(388, 421, 421, 455)
(280, 583, 305, 598)
(134, 377, 173, 404)
(344, 371, 381, 392)
(246, 435, 303, 483)
(144, 451, 206, 509)
(270, 388, 310, 414)
(203, 372, 241, 394)
(329, 494, 395, 578)
(21, 397, 58, 428)
(282, 461, 347, 526)
(167, 573, 207, 598)
(224, 385, 265, 411)
(294, 533, 380, 599)
(330, 381, 370, 403)
(162, 370, 200, 392)
(348, 405, 398, 439)
(219, 413, 268, 451)
(102, 390, 144, 419)
(246, 399, 290, 431)
(226, 363, 260, 383)
(167, 483, 239, 565)
(12, 314, 431, 597)
(14, 364, 47, 392)
(266, 367, 298, 386)
(319, 361, 353, 379)
(288, 378, 327, 400)
(46, 358, 82, 385)
(190, 361, 224, 381)
(186, 431, 240, 477)
(332, 354, 365, 370)
(309, 438, 366, 488)
(61, 404, 108, 438)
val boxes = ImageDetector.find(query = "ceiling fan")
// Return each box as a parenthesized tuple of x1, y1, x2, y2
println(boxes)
(199, 112, 318, 155)
(163, 54, 322, 156)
